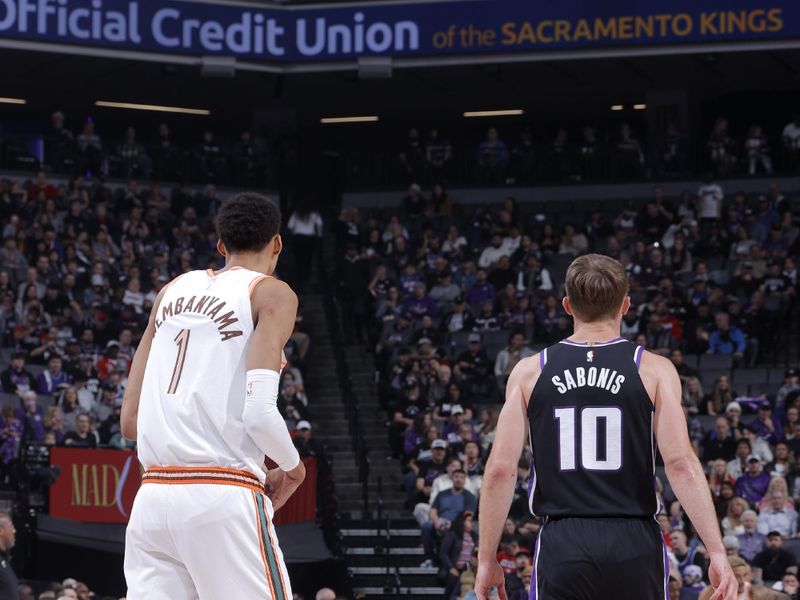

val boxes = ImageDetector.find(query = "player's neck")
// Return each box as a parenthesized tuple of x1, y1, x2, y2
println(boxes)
(222, 254, 274, 276)
(569, 319, 622, 344)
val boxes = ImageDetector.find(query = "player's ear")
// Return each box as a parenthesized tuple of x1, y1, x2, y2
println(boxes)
(272, 234, 283, 256)
(562, 296, 573, 316)
(620, 296, 631, 316)
(216, 239, 227, 258)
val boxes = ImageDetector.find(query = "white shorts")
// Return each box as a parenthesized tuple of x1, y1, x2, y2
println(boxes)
(124, 467, 291, 600)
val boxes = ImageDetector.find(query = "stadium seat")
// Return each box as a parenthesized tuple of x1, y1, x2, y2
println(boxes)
(697, 415, 717, 431)
(683, 354, 700, 370)
(483, 330, 509, 361)
(748, 383, 773, 397)
(448, 331, 474, 359)
(768, 369, 787, 384)
(699, 355, 734, 370)
(784, 540, 800, 563)
(732, 368, 769, 385)
(0, 392, 18, 409)
(699, 369, 731, 386)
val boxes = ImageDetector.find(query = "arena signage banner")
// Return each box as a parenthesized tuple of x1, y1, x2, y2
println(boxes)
(0, 0, 797, 64)
(49, 447, 141, 524)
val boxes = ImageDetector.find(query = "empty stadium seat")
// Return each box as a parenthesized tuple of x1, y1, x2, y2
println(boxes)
(699, 355, 734, 370)
(783, 539, 800, 563)
(732, 368, 769, 385)
(683, 354, 700, 370)
(699, 369, 732, 386)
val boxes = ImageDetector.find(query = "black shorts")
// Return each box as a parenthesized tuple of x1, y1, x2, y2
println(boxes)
(531, 517, 667, 600)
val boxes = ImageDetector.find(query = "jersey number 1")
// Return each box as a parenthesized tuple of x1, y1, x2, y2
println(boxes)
(554, 407, 622, 471)
(167, 329, 190, 394)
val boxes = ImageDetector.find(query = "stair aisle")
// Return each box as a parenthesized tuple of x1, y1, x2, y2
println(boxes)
(342, 516, 445, 599)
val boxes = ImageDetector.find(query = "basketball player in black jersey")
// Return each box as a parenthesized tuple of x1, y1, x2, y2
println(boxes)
(476, 254, 736, 600)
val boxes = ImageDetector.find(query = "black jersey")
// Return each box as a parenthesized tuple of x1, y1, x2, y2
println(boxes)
(528, 337, 658, 518)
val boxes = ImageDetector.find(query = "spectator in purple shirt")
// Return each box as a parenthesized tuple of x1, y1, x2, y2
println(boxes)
(0, 352, 36, 396)
(0, 404, 22, 465)
(465, 269, 496, 308)
(737, 510, 766, 562)
(401, 282, 439, 320)
(735, 455, 771, 505)
(750, 401, 783, 446)
(16, 390, 45, 442)
(35, 356, 73, 395)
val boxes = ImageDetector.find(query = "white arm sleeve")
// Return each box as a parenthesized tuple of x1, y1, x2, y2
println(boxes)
(243, 369, 301, 471)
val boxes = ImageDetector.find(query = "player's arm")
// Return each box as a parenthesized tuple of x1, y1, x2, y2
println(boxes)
(648, 351, 737, 600)
(245, 278, 305, 507)
(475, 356, 537, 600)
(121, 287, 167, 440)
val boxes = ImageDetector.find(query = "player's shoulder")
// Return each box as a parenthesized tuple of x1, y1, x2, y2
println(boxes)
(251, 276, 297, 307)
(638, 349, 675, 372)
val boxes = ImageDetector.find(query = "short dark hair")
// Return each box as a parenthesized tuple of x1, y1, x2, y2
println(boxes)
(216, 193, 281, 253)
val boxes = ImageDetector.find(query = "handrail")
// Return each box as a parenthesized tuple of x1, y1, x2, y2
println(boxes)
(317, 236, 372, 515)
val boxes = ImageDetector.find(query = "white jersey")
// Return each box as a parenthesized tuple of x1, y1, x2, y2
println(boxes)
(137, 267, 273, 483)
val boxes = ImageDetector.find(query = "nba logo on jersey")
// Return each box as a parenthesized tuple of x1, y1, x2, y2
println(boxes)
(246, 381, 253, 397)
(586, 350, 594, 362)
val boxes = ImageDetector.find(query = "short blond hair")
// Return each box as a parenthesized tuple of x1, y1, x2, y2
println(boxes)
(564, 254, 629, 322)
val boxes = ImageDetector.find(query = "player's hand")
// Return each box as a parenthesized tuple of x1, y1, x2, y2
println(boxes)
(475, 560, 508, 600)
(707, 552, 737, 600)
(266, 462, 305, 511)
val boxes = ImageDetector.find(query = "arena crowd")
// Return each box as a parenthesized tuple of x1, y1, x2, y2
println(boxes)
(335, 177, 799, 598)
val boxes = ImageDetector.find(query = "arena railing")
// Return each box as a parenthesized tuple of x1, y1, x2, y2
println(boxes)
(317, 244, 371, 516)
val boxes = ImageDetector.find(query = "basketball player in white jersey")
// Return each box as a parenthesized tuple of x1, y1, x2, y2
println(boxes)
(121, 193, 305, 600)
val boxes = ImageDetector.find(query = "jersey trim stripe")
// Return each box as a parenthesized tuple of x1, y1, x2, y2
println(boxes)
(559, 337, 627, 347)
(249, 274, 271, 299)
(255, 493, 288, 600)
(634, 345, 644, 370)
(251, 491, 279, 600)
(661, 541, 670, 600)
(531, 519, 546, 600)
(539, 348, 547, 369)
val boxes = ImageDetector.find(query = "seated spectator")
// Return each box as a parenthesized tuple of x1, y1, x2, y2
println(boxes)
(419, 469, 477, 567)
(758, 489, 798, 538)
(63, 412, 96, 448)
(682, 564, 707, 600)
(708, 312, 746, 365)
(721, 497, 749, 537)
(413, 439, 449, 505)
(439, 511, 477, 599)
(735, 455, 771, 505)
(709, 459, 737, 502)
(744, 425, 774, 465)
(1, 352, 35, 396)
(465, 270, 496, 308)
(737, 510, 766, 562)
(462, 440, 484, 479)
(494, 332, 534, 389)
(751, 402, 783, 446)
(702, 417, 738, 463)
(669, 529, 708, 579)
(401, 282, 439, 321)
(727, 439, 752, 479)
(706, 118, 736, 176)
(645, 313, 677, 356)
(671, 349, 698, 382)
(35, 356, 71, 395)
(17, 390, 45, 442)
(0, 404, 22, 469)
(777, 368, 800, 413)
(705, 376, 737, 416)
(293, 420, 324, 459)
(753, 532, 798, 584)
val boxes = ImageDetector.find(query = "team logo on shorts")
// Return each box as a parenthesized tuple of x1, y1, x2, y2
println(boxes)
(586, 350, 594, 363)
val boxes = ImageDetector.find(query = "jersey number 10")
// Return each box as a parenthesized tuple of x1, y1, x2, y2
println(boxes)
(554, 407, 622, 471)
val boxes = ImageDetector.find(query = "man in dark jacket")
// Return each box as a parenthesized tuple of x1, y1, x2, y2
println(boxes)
(752, 532, 797, 584)
(0, 513, 18, 600)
